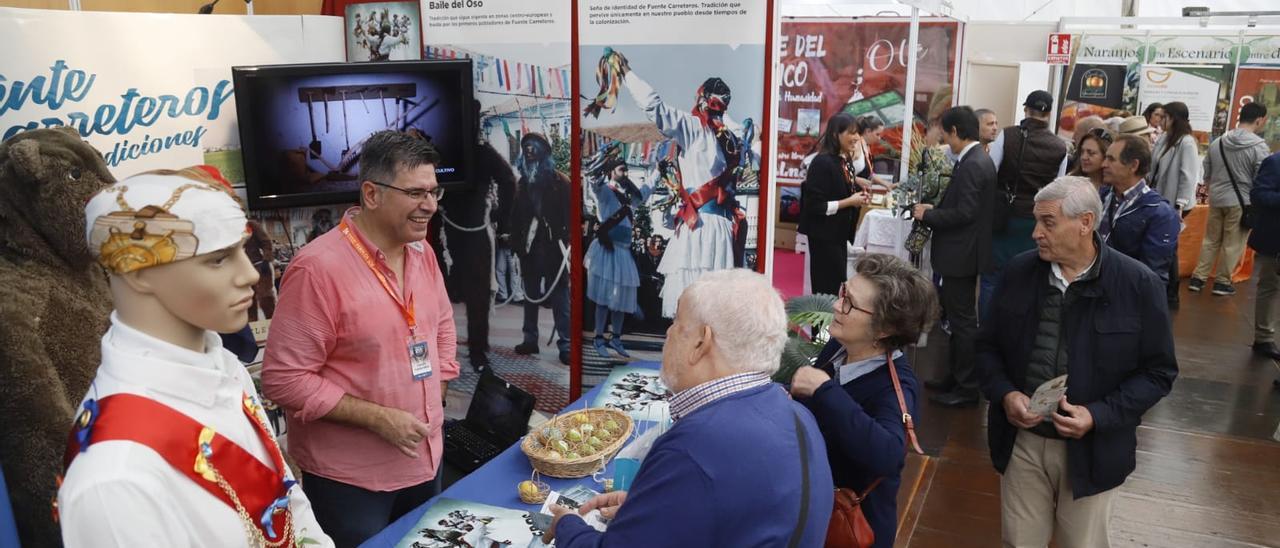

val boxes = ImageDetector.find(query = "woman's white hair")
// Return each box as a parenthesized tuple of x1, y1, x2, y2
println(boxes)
(1034, 175, 1103, 229)
(679, 268, 788, 376)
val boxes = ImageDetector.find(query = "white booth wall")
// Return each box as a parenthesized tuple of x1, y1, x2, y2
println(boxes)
(958, 22, 1059, 128)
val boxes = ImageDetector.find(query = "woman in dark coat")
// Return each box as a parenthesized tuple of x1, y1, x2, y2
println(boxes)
(798, 113, 870, 295)
(790, 253, 938, 548)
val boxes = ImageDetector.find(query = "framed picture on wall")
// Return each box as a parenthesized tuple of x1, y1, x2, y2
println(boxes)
(343, 1, 422, 62)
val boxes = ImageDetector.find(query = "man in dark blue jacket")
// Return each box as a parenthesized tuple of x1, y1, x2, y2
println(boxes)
(1248, 151, 1280, 367)
(1099, 134, 1181, 285)
(544, 269, 834, 547)
(977, 176, 1177, 547)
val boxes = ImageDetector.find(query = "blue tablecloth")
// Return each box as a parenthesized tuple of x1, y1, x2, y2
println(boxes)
(360, 361, 661, 547)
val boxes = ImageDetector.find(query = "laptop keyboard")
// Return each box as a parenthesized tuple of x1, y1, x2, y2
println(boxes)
(445, 423, 501, 462)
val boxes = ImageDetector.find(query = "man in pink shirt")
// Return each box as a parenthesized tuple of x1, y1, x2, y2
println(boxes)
(262, 131, 460, 547)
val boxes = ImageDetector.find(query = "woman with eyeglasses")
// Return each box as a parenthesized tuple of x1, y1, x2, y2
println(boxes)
(799, 113, 871, 296)
(1071, 128, 1113, 189)
(1149, 101, 1199, 303)
(790, 253, 938, 548)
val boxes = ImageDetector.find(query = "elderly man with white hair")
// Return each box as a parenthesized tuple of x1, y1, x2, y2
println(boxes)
(976, 176, 1178, 548)
(544, 269, 834, 548)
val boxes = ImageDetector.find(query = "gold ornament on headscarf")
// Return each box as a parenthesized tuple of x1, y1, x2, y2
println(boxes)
(90, 180, 231, 274)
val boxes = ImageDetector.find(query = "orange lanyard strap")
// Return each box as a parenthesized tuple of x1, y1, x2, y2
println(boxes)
(339, 219, 417, 332)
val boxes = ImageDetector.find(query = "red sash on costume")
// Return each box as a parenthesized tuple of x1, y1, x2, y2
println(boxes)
(61, 392, 294, 542)
(669, 123, 747, 237)
(674, 175, 747, 238)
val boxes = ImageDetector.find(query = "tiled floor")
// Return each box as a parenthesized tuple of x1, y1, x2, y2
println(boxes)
(895, 272, 1280, 547)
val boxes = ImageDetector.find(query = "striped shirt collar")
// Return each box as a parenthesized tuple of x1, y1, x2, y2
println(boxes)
(669, 372, 772, 421)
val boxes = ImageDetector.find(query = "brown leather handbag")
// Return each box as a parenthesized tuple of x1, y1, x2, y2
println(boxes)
(824, 351, 924, 548)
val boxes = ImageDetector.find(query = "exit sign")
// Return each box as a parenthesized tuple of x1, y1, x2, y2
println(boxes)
(1047, 33, 1073, 65)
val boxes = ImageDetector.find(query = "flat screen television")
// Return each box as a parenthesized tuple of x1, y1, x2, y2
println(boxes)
(232, 60, 474, 210)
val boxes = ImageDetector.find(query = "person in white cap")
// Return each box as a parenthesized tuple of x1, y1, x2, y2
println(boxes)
(58, 166, 332, 547)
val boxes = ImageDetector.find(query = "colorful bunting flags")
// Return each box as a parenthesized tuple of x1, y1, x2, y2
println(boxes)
(423, 45, 570, 99)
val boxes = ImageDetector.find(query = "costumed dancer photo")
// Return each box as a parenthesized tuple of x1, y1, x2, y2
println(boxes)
(435, 101, 516, 373)
(58, 166, 332, 547)
(511, 132, 572, 365)
(584, 144, 653, 359)
(586, 48, 754, 318)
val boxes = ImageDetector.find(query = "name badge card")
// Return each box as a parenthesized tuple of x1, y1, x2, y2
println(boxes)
(408, 334, 432, 380)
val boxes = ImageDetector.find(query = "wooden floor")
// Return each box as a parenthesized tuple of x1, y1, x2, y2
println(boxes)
(893, 273, 1280, 548)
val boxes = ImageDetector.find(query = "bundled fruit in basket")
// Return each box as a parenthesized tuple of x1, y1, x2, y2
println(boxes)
(532, 412, 626, 460)
(522, 408, 635, 478)
(517, 473, 550, 504)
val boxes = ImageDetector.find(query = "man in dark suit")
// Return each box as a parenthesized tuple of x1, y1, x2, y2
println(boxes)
(913, 106, 996, 407)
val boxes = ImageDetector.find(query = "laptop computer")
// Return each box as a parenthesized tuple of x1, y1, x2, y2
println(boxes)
(443, 372, 536, 473)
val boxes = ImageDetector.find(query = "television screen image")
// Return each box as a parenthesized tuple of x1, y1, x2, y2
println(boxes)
(233, 60, 474, 209)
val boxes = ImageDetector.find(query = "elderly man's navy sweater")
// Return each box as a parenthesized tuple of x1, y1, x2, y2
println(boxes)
(555, 383, 834, 547)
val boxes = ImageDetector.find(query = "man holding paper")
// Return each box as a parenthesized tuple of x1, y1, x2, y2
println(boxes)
(976, 176, 1178, 548)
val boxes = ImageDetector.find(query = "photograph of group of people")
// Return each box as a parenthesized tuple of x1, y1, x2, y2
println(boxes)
(345, 2, 422, 62)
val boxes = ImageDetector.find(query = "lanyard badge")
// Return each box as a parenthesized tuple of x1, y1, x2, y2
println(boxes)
(408, 333, 432, 380)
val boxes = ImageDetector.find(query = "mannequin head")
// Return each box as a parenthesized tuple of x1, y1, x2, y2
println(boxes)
(85, 167, 257, 352)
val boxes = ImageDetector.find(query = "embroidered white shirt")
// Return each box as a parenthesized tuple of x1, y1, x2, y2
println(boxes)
(58, 313, 332, 547)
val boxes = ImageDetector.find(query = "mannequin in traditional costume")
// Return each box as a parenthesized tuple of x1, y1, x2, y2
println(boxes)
(57, 167, 332, 547)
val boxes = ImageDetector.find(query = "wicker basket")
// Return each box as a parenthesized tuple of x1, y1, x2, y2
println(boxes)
(517, 470, 550, 504)
(521, 407, 635, 478)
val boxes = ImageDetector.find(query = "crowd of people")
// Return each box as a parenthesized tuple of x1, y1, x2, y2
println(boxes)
(34, 83, 1280, 548)
(789, 90, 1280, 546)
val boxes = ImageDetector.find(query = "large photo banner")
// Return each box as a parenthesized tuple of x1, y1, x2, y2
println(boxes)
(1058, 34, 1145, 141)
(419, 0, 575, 412)
(1058, 62, 1132, 140)
(578, 1, 769, 384)
(1137, 64, 1227, 145)
(1059, 33, 1243, 146)
(775, 19, 961, 184)
(0, 8, 343, 179)
(1230, 66, 1280, 152)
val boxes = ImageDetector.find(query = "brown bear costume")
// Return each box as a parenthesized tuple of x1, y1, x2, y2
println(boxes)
(0, 128, 114, 546)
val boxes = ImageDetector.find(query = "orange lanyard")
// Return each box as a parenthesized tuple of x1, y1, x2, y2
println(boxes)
(339, 219, 417, 333)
